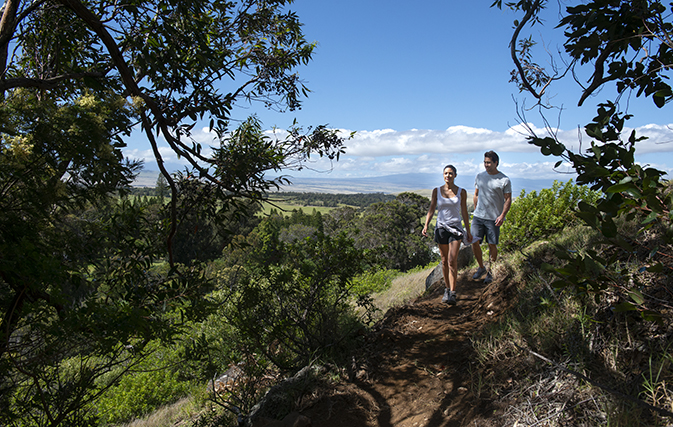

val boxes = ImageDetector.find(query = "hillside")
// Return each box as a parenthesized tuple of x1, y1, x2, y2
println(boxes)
(245, 234, 673, 427)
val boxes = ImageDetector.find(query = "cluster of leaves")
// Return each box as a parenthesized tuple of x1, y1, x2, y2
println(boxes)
(352, 268, 401, 296)
(332, 192, 432, 272)
(539, 105, 672, 320)
(0, 1, 350, 426)
(225, 231, 373, 371)
(496, 0, 673, 321)
(500, 180, 600, 251)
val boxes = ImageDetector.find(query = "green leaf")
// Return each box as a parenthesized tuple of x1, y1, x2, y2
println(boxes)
(653, 93, 666, 108)
(613, 302, 637, 312)
(614, 236, 633, 252)
(629, 290, 645, 305)
(641, 211, 658, 224)
(641, 310, 663, 323)
(606, 183, 642, 198)
(551, 142, 566, 156)
(601, 218, 617, 238)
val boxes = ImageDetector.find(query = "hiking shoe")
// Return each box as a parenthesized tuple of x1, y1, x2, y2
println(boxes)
(442, 288, 450, 303)
(483, 272, 493, 284)
(472, 266, 487, 280)
(448, 291, 457, 305)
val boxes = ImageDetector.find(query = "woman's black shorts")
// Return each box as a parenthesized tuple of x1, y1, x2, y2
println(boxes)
(434, 227, 462, 245)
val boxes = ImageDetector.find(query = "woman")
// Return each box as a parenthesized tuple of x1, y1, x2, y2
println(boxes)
(422, 165, 472, 305)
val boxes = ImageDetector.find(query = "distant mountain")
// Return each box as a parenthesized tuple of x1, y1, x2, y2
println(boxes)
(134, 170, 568, 195)
(133, 170, 161, 187)
(278, 173, 565, 195)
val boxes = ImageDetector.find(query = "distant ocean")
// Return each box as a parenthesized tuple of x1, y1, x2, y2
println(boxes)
(280, 173, 566, 195)
(134, 170, 572, 195)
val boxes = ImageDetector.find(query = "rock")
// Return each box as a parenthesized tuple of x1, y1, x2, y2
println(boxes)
(207, 363, 244, 394)
(457, 243, 474, 270)
(424, 263, 444, 290)
(244, 366, 322, 427)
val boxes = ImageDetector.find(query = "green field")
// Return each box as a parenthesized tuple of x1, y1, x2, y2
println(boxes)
(260, 199, 336, 216)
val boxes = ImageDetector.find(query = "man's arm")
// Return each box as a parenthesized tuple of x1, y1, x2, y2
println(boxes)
(495, 192, 512, 227)
(473, 188, 479, 211)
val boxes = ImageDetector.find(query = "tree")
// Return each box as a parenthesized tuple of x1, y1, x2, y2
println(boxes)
(496, 0, 672, 319)
(0, 1, 345, 425)
(396, 191, 431, 219)
(155, 173, 169, 201)
(352, 200, 432, 271)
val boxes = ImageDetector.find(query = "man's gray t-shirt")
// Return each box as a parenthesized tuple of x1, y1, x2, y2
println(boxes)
(473, 171, 512, 221)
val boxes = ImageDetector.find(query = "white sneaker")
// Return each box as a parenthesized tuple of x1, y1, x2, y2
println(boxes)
(484, 272, 493, 284)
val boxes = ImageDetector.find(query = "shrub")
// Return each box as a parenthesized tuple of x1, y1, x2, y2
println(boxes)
(96, 366, 193, 425)
(227, 232, 375, 370)
(352, 268, 400, 295)
(500, 180, 599, 251)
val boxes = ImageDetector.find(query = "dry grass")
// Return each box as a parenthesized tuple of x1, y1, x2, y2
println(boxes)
(118, 396, 212, 427)
(469, 223, 673, 426)
(369, 267, 432, 314)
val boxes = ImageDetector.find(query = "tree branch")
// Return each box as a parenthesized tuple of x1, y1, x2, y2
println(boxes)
(510, 0, 545, 99)
(0, 72, 109, 91)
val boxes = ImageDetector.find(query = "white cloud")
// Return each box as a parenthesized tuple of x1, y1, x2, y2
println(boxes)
(123, 123, 673, 181)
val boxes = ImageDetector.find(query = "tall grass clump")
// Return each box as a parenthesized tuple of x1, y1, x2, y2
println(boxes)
(471, 218, 673, 426)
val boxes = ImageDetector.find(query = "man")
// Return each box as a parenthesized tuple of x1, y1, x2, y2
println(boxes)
(471, 151, 512, 284)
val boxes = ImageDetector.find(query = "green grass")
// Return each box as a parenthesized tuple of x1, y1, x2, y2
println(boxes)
(260, 200, 336, 216)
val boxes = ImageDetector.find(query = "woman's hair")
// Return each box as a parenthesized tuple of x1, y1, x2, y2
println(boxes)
(484, 150, 499, 165)
(443, 164, 457, 176)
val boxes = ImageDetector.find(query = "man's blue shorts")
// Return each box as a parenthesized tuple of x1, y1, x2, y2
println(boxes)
(471, 217, 500, 245)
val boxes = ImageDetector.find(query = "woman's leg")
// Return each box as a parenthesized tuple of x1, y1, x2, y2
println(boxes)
(438, 243, 450, 290)
(447, 240, 461, 292)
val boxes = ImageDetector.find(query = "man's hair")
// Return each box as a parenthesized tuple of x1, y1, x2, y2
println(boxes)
(484, 150, 499, 165)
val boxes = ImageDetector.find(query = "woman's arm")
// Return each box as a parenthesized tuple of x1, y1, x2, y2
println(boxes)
(461, 188, 472, 238)
(422, 188, 438, 237)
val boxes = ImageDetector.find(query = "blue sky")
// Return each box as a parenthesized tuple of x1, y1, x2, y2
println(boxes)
(123, 0, 673, 184)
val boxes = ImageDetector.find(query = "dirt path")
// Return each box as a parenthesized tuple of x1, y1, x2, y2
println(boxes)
(294, 270, 513, 427)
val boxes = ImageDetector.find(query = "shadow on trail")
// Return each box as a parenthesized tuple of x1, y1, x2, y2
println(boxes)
(338, 270, 501, 427)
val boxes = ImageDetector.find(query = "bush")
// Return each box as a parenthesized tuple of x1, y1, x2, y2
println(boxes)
(500, 180, 600, 251)
(352, 268, 400, 295)
(227, 232, 375, 370)
(96, 366, 193, 425)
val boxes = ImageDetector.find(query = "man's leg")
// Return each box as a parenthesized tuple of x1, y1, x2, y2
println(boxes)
(483, 221, 500, 284)
(488, 243, 498, 264)
(471, 217, 488, 279)
(484, 244, 498, 284)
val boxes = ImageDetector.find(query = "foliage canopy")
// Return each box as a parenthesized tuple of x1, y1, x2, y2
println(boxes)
(496, 0, 673, 319)
(0, 1, 347, 425)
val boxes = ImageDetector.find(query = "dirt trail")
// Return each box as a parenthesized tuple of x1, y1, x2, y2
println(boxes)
(294, 270, 514, 427)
